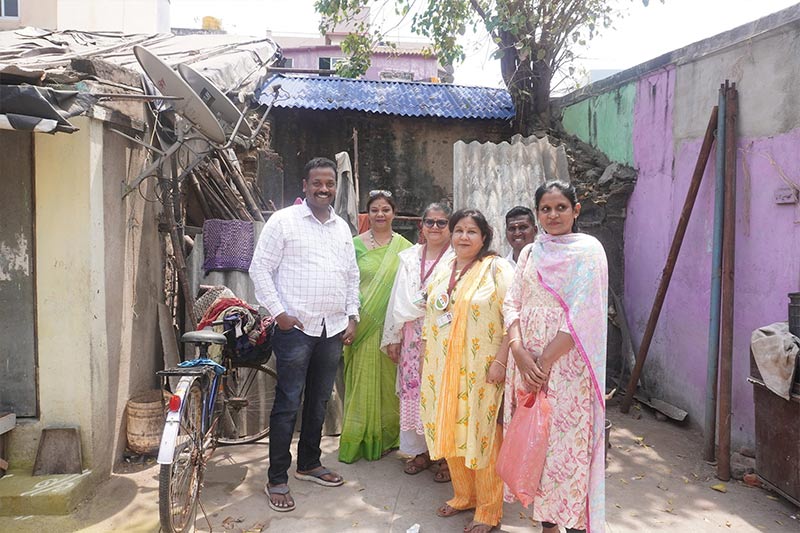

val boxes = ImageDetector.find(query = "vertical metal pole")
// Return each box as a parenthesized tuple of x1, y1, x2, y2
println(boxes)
(619, 106, 719, 413)
(717, 82, 737, 481)
(703, 85, 727, 462)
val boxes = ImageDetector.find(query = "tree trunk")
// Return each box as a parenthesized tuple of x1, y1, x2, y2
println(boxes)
(531, 59, 552, 127)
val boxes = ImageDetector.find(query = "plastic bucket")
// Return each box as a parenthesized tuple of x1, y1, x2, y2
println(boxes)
(789, 292, 800, 338)
(126, 389, 169, 455)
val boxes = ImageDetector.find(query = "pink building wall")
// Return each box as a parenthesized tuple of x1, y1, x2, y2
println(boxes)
(563, 17, 800, 448)
(281, 45, 439, 81)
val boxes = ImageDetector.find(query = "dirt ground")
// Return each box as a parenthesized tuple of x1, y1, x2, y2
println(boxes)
(1, 400, 797, 532)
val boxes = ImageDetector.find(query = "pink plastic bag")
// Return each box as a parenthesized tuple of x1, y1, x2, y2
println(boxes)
(496, 389, 551, 507)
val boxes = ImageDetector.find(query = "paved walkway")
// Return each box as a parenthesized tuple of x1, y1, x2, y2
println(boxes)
(1, 403, 797, 532)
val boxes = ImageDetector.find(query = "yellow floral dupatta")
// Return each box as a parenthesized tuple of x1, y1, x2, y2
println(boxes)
(431, 257, 494, 460)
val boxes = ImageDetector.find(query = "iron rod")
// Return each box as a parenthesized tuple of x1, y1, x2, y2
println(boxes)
(620, 105, 719, 413)
(703, 85, 727, 462)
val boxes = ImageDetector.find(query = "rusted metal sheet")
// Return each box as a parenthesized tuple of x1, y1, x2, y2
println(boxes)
(0, 130, 37, 417)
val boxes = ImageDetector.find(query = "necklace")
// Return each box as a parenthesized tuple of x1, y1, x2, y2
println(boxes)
(369, 229, 393, 248)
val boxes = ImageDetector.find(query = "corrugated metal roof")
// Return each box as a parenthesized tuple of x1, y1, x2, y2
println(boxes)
(258, 74, 514, 120)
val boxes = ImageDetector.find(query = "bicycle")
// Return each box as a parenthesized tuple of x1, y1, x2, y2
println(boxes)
(156, 325, 277, 533)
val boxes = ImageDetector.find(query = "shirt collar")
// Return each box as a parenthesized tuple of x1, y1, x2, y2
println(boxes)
(300, 199, 337, 224)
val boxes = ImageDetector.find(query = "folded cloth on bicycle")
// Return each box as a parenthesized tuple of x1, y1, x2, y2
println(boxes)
(198, 297, 258, 331)
(197, 296, 273, 363)
(202, 219, 254, 274)
(178, 358, 226, 375)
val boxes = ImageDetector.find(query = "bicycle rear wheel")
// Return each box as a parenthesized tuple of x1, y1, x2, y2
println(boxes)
(159, 379, 203, 533)
(216, 360, 277, 445)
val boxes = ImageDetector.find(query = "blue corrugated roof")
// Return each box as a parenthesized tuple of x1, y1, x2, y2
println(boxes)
(257, 74, 514, 120)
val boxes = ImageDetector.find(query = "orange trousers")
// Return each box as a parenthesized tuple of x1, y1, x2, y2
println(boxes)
(445, 424, 504, 526)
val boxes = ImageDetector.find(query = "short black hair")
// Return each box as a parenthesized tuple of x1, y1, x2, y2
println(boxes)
(505, 205, 535, 226)
(303, 157, 337, 180)
(535, 180, 580, 233)
(534, 180, 578, 209)
(422, 202, 452, 218)
(366, 190, 397, 211)
(449, 208, 497, 261)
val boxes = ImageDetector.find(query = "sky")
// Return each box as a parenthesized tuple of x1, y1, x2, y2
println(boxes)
(171, 0, 799, 88)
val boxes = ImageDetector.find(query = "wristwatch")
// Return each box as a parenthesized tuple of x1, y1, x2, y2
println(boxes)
(349, 314, 360, 323)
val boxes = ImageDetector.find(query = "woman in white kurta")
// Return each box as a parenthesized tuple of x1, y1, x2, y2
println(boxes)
(382, 203, 453, 476)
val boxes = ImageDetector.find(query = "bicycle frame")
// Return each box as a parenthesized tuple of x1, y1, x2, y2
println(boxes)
(157, 366, 222, 465)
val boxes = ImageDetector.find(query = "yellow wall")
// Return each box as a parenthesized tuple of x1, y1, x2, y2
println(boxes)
(9, 117, 108, 473)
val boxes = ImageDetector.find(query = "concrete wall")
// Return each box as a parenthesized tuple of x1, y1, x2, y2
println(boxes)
(10, 117, 163, 478)
(57, 0, 170, 33)
(0, 0, 170, 32)
(559, 14, 800, 448)
(282, 46, 439, 81)
(561, 82, 636, 166)
(268, 108, 513, 214)
(0, 0, 57, 30)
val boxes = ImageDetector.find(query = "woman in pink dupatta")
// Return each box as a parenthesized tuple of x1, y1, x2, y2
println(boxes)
(503, 181, 608, 533)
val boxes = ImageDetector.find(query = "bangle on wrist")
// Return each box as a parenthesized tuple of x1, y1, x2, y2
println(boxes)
(508, 337, 521, 347)
(492, 359, 507, 369)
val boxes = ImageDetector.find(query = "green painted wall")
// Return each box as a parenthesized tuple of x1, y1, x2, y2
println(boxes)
(561, 82, 636, 166)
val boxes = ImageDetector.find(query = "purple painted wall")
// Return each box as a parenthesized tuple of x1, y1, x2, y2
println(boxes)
(282, 45, 439, 81)
(626, 67, 800, 447)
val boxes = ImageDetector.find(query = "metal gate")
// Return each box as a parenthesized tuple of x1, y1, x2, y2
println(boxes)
(0, 131, 37, 417)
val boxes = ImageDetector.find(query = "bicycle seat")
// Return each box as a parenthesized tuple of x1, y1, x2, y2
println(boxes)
(181, 329, 227, 345)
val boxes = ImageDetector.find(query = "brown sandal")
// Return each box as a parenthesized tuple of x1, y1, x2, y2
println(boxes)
(433, 459, 451, 483)
(464, 521, 497, 532)
(404, 453, 432, 475)
(436, 503, 470, 518)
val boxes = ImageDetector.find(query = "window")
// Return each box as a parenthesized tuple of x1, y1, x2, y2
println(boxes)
(1, 0, 19, 17)
(318, 57, 344, 71)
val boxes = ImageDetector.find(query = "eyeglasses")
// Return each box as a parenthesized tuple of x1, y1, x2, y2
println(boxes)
(423, 218, 449, 229)
(368, 189, 393, 198)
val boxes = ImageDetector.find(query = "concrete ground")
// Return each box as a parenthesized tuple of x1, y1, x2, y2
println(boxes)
(1, 403, 798, 533)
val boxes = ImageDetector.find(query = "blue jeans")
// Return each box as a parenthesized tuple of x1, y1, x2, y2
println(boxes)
(268, 326, 342, 485)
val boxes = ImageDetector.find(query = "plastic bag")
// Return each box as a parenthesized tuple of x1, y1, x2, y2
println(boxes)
(495, 389, 552, 507)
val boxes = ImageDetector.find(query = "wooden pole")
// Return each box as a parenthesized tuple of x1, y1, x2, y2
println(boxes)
(621, 106, 719, 413)
(717, 82, 738, 481)
(352, 128, 360, 211)
(189, 172, 213, 220)
(220, 150, 265, 222)
(207, 158, 253, 221)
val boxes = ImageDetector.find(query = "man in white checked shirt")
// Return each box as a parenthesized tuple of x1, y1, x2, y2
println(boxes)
(250, 157, 360, 512)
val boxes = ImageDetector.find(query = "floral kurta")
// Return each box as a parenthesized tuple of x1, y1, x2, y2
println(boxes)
(502, 246, 595, 530)
(420, 256, 513, 470)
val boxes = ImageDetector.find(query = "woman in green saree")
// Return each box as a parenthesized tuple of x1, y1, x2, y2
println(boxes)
(339, 190, 412, 463)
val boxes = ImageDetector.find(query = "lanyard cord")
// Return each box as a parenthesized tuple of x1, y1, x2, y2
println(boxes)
(420, 244, 449, 285)
(446, 258, 477, 302)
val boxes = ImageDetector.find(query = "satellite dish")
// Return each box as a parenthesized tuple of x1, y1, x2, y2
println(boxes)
(178, 63, 252, 138)
(133, 45, 226, 144)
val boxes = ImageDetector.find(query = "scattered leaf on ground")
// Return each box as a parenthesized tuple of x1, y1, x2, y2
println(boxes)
(711, 483, 728, 493)
(615, 504, 622, 509)
(766, 495, 779, 501)
(725, 520, 732, 527)
(682, 476, 690, 484)
(775, 520, 783, 526)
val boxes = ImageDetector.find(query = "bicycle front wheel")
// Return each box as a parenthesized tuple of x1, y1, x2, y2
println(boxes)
(159, 379, 203, 533)
(217, 360, 277, 445)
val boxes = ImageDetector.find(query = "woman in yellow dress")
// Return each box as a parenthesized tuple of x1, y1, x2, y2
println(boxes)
(420, 208, 514, 533)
